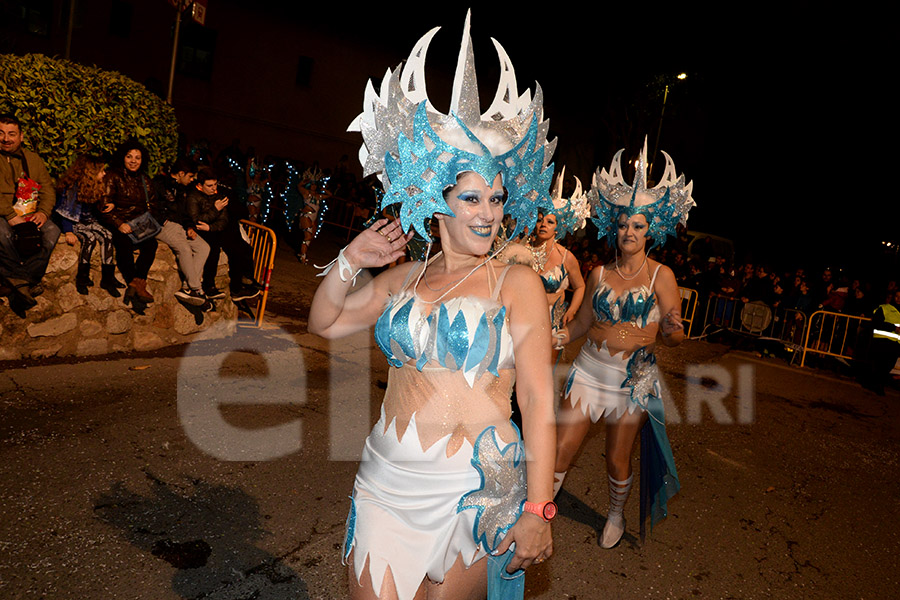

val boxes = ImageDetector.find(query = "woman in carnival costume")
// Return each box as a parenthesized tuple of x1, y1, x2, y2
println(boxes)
(527, 168, 589, 348)
(297, 165, 331, 264)
(309, 12, 558, 600)
(554, 139, 694, 548)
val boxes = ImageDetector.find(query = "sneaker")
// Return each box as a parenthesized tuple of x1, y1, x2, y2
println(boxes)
(204, 286, 226, 300)
(231, 285, 261, 302)
(241, 276, 264, 291)
(177, 288, 208, 306)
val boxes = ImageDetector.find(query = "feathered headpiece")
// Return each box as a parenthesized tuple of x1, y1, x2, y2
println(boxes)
(548, 167, 590, 240)
(588, 137, 695, 248)
(348, 10, 556, 243)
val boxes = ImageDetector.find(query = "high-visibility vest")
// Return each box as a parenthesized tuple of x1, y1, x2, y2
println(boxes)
(873, 303, 900, 343)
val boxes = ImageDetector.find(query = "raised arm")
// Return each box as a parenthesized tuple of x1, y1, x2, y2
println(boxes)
(494, 265, 555, 571)
(307, 219, 413, 339)
(653, 263, 685, 346)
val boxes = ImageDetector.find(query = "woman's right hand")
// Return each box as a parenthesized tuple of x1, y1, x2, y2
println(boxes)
(65, 232, 78, 246)
(118, 223, 132, 234)
(342, 218, 413, 271)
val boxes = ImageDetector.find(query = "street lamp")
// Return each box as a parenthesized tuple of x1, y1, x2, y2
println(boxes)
(649, 72, 687, 180)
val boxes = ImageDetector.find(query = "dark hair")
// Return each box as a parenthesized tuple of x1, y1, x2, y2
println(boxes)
(0, 113, 22, 128)
(171, 157, 197, 175)
(196, 167, 218, 184)
(112, 137, 149, 173)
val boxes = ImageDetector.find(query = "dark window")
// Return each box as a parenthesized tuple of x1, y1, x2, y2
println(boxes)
(295, 55, 313, 87)
(109, 0, 132, 38)
(177, 22, 217, 80)
(0, 0, 53, 36)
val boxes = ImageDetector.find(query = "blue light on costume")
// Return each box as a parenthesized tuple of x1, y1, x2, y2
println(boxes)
(458, 425, 526, 553)
(381, 103, 552, 243)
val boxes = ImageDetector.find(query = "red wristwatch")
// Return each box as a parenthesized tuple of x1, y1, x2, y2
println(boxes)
(523, 500, 558, 522)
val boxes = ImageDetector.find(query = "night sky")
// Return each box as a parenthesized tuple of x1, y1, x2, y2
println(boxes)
(276, 2, 889, 276)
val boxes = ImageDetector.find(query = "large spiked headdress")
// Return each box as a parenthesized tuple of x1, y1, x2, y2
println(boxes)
(348, 10, 556, 242)
(588, 137, 695, 249)
(548, 167, 590, 240)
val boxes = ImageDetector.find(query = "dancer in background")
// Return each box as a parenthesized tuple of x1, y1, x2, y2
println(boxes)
(528, 168, 589, 350)
(555, 139, 694, 548)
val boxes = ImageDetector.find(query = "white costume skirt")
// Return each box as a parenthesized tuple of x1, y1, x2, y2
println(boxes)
(345, 409, 514, 600)
(564, 340, 649, 423)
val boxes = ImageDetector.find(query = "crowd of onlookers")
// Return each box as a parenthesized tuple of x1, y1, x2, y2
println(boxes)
(1, 114, 263, 319)
(563, 224, 897, 321)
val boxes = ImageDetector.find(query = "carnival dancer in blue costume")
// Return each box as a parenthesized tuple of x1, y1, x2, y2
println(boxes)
(309, 12, 558, 600)
(554, 138, 695, 548)
(526, 168, 589, 349)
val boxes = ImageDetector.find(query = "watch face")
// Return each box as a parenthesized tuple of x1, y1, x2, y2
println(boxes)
(543, 501, 558, 520)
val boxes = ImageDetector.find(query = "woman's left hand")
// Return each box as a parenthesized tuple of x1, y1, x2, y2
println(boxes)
(494, 512, 552, 572)
(563, 308, 577, 325)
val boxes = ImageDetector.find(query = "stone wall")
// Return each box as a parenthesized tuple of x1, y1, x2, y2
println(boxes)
(0, 239, 238, 361)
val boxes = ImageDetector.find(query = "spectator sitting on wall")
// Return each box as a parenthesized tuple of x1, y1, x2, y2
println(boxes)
(0, 113, 60, 317)
(100, 138, 160, 310)
(185, 168, 261, 303)
(54, 154, 124, 297)
(151, 157, 209, 306)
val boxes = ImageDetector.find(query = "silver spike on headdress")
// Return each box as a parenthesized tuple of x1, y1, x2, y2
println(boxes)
(549, 167, 590, 239)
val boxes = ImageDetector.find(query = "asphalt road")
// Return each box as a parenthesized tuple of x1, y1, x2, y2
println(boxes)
(2, 237, 898, 599)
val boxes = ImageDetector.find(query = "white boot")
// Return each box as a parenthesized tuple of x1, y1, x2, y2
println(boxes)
(600, 473, 633, 548)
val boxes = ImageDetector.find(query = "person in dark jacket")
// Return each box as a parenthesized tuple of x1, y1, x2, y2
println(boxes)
(185, 168, 260, 302)
(100, 138, 158, 307)
(151, 157, 209, 305)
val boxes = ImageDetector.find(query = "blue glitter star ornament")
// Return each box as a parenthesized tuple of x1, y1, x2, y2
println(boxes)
(622, 347, 662, 415)
(458, 425, 526, 553)
(348, 10, 556, 242)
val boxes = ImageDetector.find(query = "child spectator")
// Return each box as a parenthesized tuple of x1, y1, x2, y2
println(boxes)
(54, 154, 125, 296)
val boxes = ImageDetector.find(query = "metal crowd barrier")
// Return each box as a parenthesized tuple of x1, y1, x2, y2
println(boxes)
(800, 310, 870, 367)
(678, 286, 699, 338)
(241, 219, 277, 327)
(696, 294, 809, 346)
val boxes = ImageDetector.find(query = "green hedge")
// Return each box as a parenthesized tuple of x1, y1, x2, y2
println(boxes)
(0, 53, 177, 177)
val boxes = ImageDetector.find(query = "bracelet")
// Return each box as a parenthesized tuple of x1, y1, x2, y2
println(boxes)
(314, 246, 362, 285)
